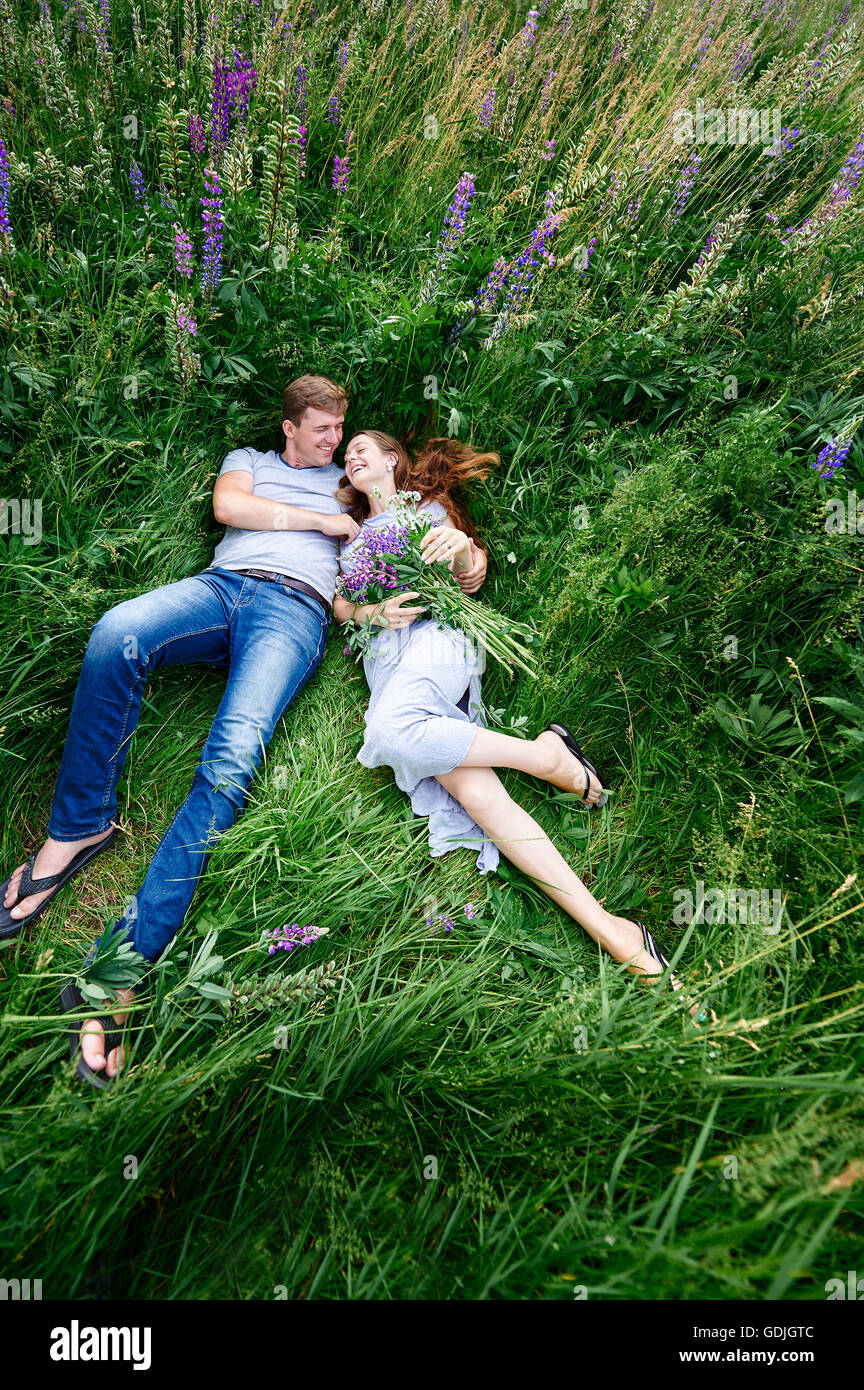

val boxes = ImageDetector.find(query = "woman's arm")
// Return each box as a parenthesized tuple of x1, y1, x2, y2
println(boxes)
(333, 592, 426, 628)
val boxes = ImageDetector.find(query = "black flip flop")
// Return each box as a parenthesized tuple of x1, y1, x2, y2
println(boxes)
(59, 976, 144, 1090)
(545, 723, 609, 808)
(0, 829, 117, 939)
(635, 921, 708, 1023)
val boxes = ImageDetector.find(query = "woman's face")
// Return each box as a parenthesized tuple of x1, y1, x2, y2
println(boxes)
(343, 434, 396, 495)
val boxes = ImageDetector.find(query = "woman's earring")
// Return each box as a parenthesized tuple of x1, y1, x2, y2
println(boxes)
(386, 464, 394, 472)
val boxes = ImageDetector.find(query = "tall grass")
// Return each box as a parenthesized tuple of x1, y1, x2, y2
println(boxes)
(1, 0, 863, 1300)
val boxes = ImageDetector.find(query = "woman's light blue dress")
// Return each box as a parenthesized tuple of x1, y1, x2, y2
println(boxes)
(339, 500, 499, 874)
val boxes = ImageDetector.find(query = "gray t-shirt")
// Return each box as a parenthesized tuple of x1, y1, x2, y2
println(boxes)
(208, 446, 348, 601)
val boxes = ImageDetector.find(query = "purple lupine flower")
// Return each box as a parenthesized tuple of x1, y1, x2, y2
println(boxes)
(732, 43, 752, 78)
(265, 922, 325, 955)
(539, 67, 555, 114)
(407, 0, 416, 52)
(210, 56, 231, 161)
(337, 37, 350, 72)
(158, 185, 179, 215)
(1, 98, 14, 119)
(129, 159, 149, 211)
(625, 193, 642, 227)
(463, 903, 477, 919)
(669, 152, 700, 225)
(296, 56, 311, 120)
(227, 48, 258, 125)
(696, 223, 720, 268)
(479, 89, 495, 131)
(72, 0, 87, 33)
(342, 125, 353, 147)
(427, 914, 455, 933)
(131, 5, 143, 42)
(491, 191, 563, 313)
(447, 255, 510, 344)
(599, 169, 623, 220)
(293, 124, 307, 177)
(337, 523, 415, 602)
(519, 8, 539, 54)
(579, 236, 596, 278)
(173, 222, 194, 278)
(327, 92, 341, 127)
(804, 4, 852, 93)
(691, 28, 712, 69)
(176, 301, 198, 336)
(813, 437, 851, 479)
(831, 127, 864, 203)
(418, 172, 477, 302)
(764, 125, 801, 165)
(94, 0, 111, 56)
(540, 138, 555, 161)
(332, 151, 349, 193)
(200, 165, 224, 294)
(189, 113, 205, 155)
(0, 132, 11, 252)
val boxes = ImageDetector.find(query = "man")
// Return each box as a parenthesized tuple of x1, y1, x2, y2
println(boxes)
(0, 375, 488, 1084)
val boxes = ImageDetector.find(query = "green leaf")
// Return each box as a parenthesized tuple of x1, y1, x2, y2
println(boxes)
(814, 697, 864, 726)
(197, 982, 236, 1002)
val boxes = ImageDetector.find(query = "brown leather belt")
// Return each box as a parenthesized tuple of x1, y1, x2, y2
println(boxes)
(231, 568, 331, 620)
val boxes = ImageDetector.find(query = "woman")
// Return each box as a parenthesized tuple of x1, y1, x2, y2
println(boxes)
(334, 430, 701, 1014)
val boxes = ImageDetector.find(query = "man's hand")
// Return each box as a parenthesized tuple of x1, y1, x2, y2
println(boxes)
(456, 540, 487, 595)
(319, 512, 361, 542)
(213, 471, 360, 540)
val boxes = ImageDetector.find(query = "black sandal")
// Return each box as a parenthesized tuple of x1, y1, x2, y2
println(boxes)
(545, 723, 609, 808)
(59, 975, 144, 1090)
(635, 921, 708, 1022)
(0, 829, 117, 939)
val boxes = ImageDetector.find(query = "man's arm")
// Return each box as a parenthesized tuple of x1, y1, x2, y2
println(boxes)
(213, 470, 359, 542)
(455, 537, 487, 594)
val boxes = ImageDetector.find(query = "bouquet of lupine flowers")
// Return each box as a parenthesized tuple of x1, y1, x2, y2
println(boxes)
(336, 490, 540, 676)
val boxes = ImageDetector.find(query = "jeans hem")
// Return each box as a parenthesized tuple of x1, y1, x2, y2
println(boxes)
(46, 823, 115, 843)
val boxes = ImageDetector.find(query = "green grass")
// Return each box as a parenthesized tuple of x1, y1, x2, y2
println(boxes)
(1, 0, 863, 1300)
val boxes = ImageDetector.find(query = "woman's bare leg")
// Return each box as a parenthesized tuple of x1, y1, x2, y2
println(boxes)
(455, 725, 606, 802)
(437, 765, 694, 1005)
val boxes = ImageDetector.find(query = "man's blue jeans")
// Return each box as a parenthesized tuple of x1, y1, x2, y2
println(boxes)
(46, 567, 328, 962)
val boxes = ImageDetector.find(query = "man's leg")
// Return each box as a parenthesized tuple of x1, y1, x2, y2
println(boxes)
(81, 583, 328, 1078)
(109, 582, 328, 962)
(3, 570, 236, 921)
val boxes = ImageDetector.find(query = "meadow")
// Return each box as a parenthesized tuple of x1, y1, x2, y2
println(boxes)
(0, 0, 863, 1300)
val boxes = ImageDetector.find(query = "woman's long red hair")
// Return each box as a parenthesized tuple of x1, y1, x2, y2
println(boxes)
(336, 431, 498, 547)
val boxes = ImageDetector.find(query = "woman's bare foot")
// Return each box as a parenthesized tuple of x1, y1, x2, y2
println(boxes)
(535, 729, 606, 802)
(3, 829, 114, 921)
(79, 987, 136, 1079)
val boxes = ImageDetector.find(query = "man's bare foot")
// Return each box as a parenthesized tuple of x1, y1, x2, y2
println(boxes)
(535, 729, 606, 802)
(80, 988, 136, 1079)
(3, 829, 114, 921)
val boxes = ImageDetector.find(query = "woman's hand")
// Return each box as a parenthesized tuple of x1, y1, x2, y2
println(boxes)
(419, 524, 471, 572)
(456, 540, 487, 595)
(370, 591, 426, 628)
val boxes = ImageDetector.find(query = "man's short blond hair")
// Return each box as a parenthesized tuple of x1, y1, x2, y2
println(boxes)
(283, 374, 349, 426)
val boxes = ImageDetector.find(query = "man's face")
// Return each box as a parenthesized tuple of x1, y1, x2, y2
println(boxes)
(284, 406, 345, 467)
